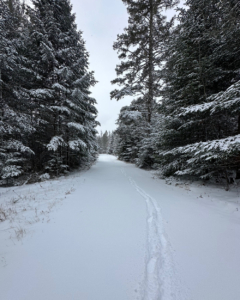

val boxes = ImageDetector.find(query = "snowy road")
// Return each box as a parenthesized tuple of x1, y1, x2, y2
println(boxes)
(1, 154, 240, 299)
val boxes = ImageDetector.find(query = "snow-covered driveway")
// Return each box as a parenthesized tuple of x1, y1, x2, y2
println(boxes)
(1, 154, 240, 300)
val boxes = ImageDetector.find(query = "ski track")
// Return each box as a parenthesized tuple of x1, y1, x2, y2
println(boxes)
(121, 168, 186, 300)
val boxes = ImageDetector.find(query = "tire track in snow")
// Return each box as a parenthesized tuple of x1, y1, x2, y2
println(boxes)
(121, 168, 186, 300)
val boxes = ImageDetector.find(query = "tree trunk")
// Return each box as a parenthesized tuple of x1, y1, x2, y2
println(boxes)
(0, 69, 2, 100)
(224, 169, 230, 191)
(238, 114, 240, 134)
(0, 68, 3, 147)
(8, 0, 14, 13)
(147, 0, 154, 123)
(0, 68, 3, 120)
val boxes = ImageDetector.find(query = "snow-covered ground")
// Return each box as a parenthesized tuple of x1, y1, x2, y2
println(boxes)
(0, 154, 240, 300)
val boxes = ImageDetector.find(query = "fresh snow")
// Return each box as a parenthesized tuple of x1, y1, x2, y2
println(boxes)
(121, 110, 142, 120)
(68, 139, 87, 150)
(47, 136, 66, 151)
(162, 134, 240, 159)
(0, 154, 240, 300)
(178, 80, 240, 117)
(67, 122, 85, 133)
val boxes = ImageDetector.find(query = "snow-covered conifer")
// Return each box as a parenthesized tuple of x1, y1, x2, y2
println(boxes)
(115, 97, 150, 163)
(0, 0, 35, 183)
(27, 0, 98, 174)
(111, 0, 177, 123)
(153, 0, 240, 180)
(158, 81, 240, 179)
(0, 0, 98, 183)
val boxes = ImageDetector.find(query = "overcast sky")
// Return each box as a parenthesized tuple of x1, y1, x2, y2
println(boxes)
(70, 0, 131, 134)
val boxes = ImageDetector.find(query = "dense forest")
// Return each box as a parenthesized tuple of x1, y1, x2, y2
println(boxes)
(111, 0, 240, 186)
(0, 0, 98, 185)
(2, 0, 240, 187)
(97, 131, 118, 154)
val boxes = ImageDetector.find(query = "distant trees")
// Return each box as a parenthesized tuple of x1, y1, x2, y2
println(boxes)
(97, 131, 119, 155)
(97, 131, 109, 154)
(0, 0, 98, 185)
(113, 0, 240, 184)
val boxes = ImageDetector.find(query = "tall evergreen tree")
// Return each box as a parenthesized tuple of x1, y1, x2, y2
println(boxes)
(115, 97, 149, 163)
(111, 0, 176, 123)
(101, 131, 109, 153)
(27, 0, 98, 174)
(155, 0, 240, 179)
(97, 131, 111, 154)
(0, 0, 98, 184)
(111, 0, 177, 167)
(107, 133, 114, 154)
(0, 0, 35, 183)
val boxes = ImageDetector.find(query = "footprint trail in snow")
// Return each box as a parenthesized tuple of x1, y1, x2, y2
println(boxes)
(121, 168, 187, 300)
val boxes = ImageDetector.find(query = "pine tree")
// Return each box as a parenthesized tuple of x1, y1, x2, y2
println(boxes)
(0, 0, 98, 184)
(0, 0, 35, 184)
(111, 0, 176, 123)
(98, 131, 107, 154)
(114, 97, 147, 162)
(97, 132, 103, 153)
(155, 0, 240, 179)
(159, 81, 240, 180)
(108, 132, 120, 156)
(27, 0, 98, 175)
(107, 132, 114, 154)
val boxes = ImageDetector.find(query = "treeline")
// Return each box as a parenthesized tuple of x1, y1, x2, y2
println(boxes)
(0, 0, 98, 185)
(97, 131, 118, 154)
(112, 0, 240, 185)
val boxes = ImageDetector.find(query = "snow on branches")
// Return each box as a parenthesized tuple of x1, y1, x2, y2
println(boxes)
(68, 139, 87, 151)
(178, 81, 240, 118)
(47, 136, 66, 152)
(160, 135, 240, 177)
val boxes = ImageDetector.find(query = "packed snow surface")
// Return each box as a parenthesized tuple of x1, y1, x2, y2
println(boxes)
(0, 154, 240, 300)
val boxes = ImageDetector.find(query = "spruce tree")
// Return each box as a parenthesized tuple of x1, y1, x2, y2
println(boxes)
(114, 97, 148, 163)
(156, 0, 240, 179)
(111, 0, 176, 123)
(0, 0, 98, 184)
(28, 0, 98, 174)
(0, 0, 35, 183)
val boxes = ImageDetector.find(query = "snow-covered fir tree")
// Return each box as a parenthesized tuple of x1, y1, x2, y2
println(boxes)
(114, 101, 156, 166)
(27, 0, 98, 175)
(107, 132, 120, 156)
(107, 133, 115, 154)
(97, 131, 111, 154)
(115, 105, 142, 162)
(154, 0, 240, 181)
(0, 0, 35, 183)
(0, 0, 98, 185)
(159, 81, 240, 182)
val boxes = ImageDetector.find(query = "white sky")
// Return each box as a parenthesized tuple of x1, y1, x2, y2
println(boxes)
(71, 0, 131, 134)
